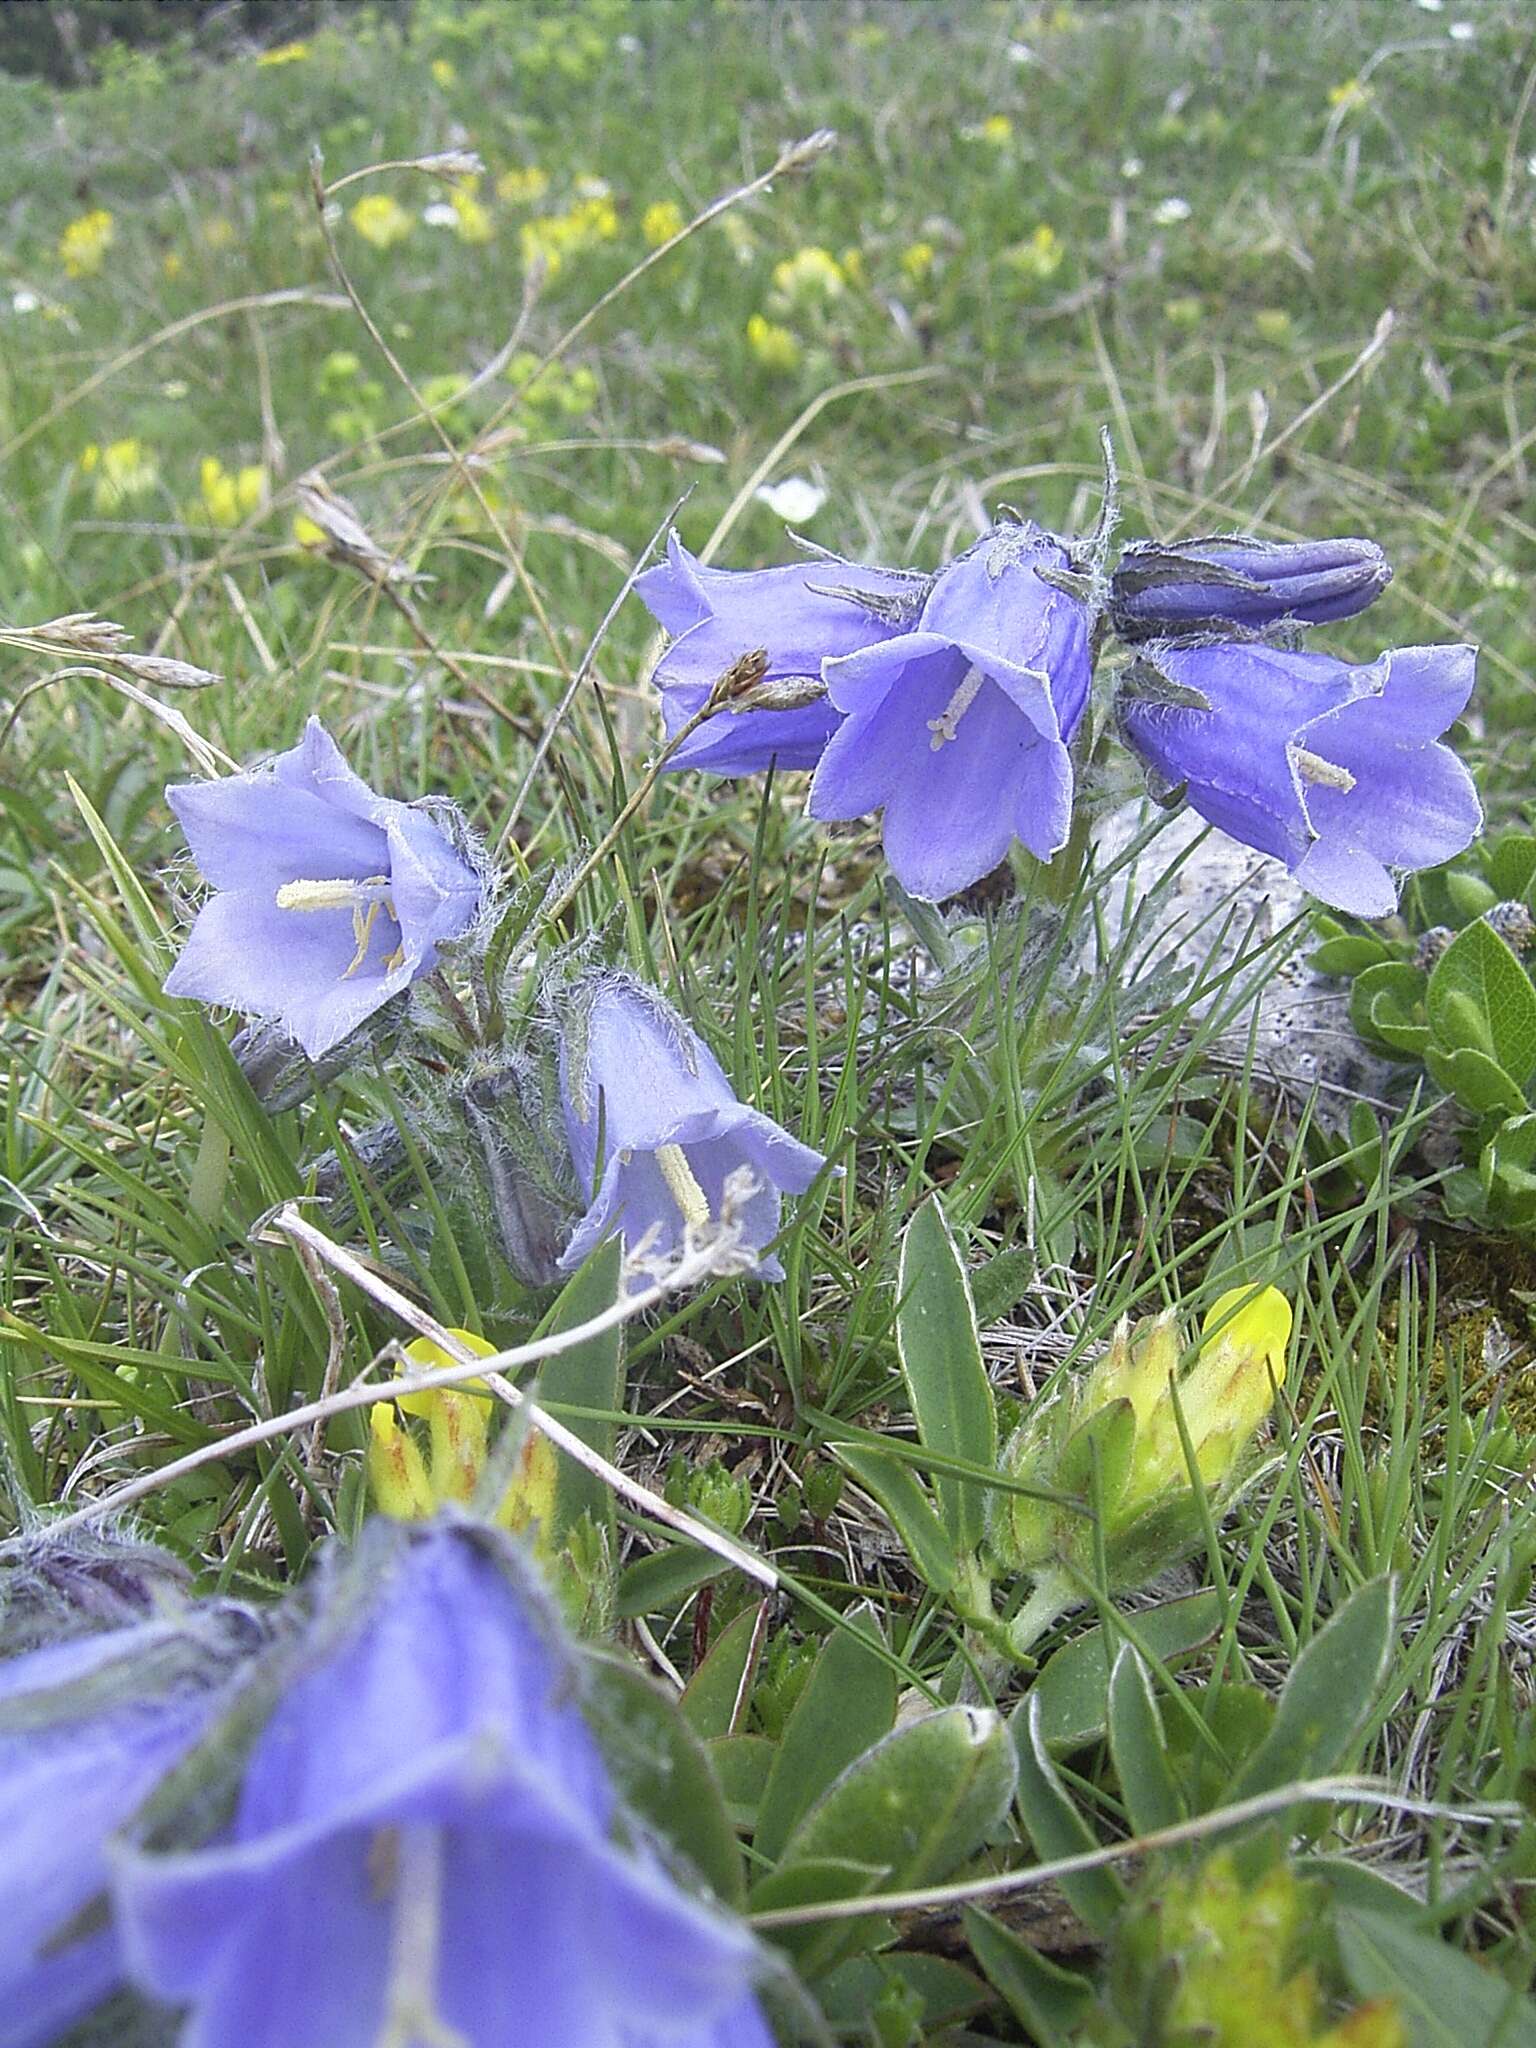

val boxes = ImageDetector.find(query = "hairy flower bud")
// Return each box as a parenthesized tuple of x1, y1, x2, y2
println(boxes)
(1110, 534, 1391, 639)
(990, 1287, 1292, 1652)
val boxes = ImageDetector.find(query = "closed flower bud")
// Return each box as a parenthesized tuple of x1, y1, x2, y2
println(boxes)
(366, 1402, 435, 1520)
(1110, 533, 1391, 639)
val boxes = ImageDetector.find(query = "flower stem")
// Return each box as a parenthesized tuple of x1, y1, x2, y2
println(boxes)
(1006, 1570, 1077, 1661)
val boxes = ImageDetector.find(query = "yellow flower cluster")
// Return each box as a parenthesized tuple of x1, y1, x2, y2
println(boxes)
(60, 209, 115, 278)
(199, 457, 266, 528)
(746, 313, 801, 373)
(642, 199, 686, 248)
(518, 193, 619, 277)
(1005, 223, 1063, 280)
(349, 193, 414, 251)
(451, 182, 494, 247)
(79, 439, 158, 512)
(770, 244, 845, 307)
(254, 39, 310, 67)
(496, 164, 550, 207)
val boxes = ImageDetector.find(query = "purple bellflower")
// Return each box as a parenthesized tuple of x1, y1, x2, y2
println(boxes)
(807, 523, 1094, 901)
(558, 973, 826, 1283)
(164, 718, 484, 1062)
(113, 1519, 774, 2048)
(1119, 640, 1482, 916)
(1111, 533, 1391, 638)
(0, 1597, 260, 2048)
(636, 529, 924, 775)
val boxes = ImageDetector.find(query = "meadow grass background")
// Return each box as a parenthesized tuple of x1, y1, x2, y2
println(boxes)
(2, 0, 1536, 2033)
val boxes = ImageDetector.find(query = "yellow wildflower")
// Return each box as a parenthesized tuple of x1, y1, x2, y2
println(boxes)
(60, 209, 114, 279)
(202, 216, 236, 252)
(979, 113, 1013, 145)
(840, 245, 867, 288)
(900, 240, 936, 284)
(771, 244, 844, 305)
(1005, 223, 1063, 280)
(81, 439, 158, 512)
(349, 193, 413, 251)
(292, 512, 328, 549)
(162, 250, 183, 281)
(199, 457, 266, 528)
(431, 57, 457, 88)
(746, 313, 801, 373)
(1254, 308, 1295, 345)
(1328, 77, 1371, 112)
(451, 187, 494, 246)
(496, 164, 549, 207)
(255, 39, 310, 67)
(642, 199, 686, 248)
(569, 193, 619, 241)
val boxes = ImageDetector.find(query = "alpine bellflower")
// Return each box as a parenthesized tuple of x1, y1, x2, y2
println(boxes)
(0, 1592, 261, 2048)
(163, 717, 484, 1061)
(635, 529, 923, 774)
(1118, 640, 1482, 917)
(113, 1519, 775, 2048)
(807, 523, 1094, 900)
(558, 974, 826, 1282)
(1110, 533, 1391, 638)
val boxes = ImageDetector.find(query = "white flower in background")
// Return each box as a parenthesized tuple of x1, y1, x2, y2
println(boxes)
(1448, 19, 1474, 38)
(755, 476, 828, 524)
(422, 202, 459, 229)
(1153, 197, 1192, 226)
(10, 288, 40, 314)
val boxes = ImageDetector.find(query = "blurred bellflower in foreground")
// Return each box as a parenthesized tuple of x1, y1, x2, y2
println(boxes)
(989, 1285, 1292, 1654)
(163, 717, 485, 1060)
(113, 1517, 775, 2048)
(636, 529, 923, 774)
(1118, 641, 1482, 916)
(0, 1533, 263, 2048)
(1110, 532, 1391, 638)
(807, 521, 1094, 900)
(558, 971, 827, 1285)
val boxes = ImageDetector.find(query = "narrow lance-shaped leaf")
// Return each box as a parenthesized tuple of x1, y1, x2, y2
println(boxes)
(896, 1195, 997, 1554)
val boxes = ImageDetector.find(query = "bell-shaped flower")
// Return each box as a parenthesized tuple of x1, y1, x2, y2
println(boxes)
(1111, 533, 1390, 638)
(807, 523, 1094, 900)
(636, 529, 924, 775)
(1118, 640, 1482, 917)
(558, 973, 826, 1283)
(163, 718, 485, 1061)
(0, 1587, 262, 2048)
(113, 1519, 775, 2048)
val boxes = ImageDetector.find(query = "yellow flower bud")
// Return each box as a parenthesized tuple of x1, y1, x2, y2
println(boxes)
(495, 1428, 560, 1538)
(395, 1328, 496, 1415)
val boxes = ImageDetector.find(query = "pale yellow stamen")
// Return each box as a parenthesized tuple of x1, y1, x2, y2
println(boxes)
(926, 664, 986, 750)
(1292, 747, 1356, 794)
(655, 1143, 711, 1230)
(274, 874, 398, 977)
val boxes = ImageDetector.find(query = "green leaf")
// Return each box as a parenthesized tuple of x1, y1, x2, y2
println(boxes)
(1485, 832, 1536, 905)
(1227, 1577, 1395, 1805)
(1483, 1116, 1536, 1228)
(1027, 1590, 1223, 1753)
(1427, 919, 1536, 1087)
(681, 1600, 767, 1741)
(711, 1732, 775, 1830)
(535, 1234, 625, 1545)
(615, 1543, 727, 1620)
(1311, 934, 1392, 976)
(746, 1854, 887, 1917)
(775, 1704, 1018, 1975)
(833, 1441, 959, 1596)
(1444, 871, 1500, 922)
(1423, 1044, 1527, 1119)
(580, 1648, 744, 1908)
(1337, 1908, 1536, 2048)
(782, 1704, 1018, 1880)
(972, 1244, 1039, 1326)
(963, 1906, 1095, 2043)
(1014, 1694, 1127, 1935)
(1107, 1646, 1184, 1836)
(896, 1195, 997, 1554)
(753, 1606, 897, 1866)
(818, 1953, 992, 2032)
(1350, 961, 1430, 1057)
